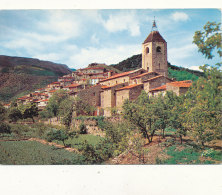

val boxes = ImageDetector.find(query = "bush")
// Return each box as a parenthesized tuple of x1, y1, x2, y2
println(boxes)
(0, 122, 11, 134)
(79, 139, 114, 164)
(46, 129, 68, 146)
(79, 123, 87, 134)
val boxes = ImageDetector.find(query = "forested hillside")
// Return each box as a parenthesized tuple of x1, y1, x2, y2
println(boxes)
(110, 54, 204, 81)
(0, 55, 71, 102)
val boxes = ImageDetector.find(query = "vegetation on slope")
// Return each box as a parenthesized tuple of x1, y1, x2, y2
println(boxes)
(0, 55, 72, 102)
(110, 54, 204, 81)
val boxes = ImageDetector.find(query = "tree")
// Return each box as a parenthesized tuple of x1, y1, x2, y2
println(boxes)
(46, 90, 69, 117)
(73, 97, 96, 116)
(59, 97, 74, 128)
(0, 102, 6, 121)
(19, 103, 39, 123)
(183, 21, 222, 146)
(193, 21, 221, 61)
(123, 91, 157, 143)
(46, 129, 68, 146)
(8, 107, 23, 122)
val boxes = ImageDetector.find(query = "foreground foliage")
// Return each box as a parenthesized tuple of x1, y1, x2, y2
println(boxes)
(0, 140, 86, 165)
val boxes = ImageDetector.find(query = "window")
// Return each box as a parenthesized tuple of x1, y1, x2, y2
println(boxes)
(146, 47, 149, 53)
(156, 46, 161, 52)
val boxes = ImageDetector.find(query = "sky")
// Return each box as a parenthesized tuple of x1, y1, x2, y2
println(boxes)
(0, 9, 221, 70)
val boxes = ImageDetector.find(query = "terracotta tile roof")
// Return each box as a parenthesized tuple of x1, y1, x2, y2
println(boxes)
(85, 72, 104, 75)
(101, 83, 124, 90)
(130, 71, 158, 79)
(143, 75, 172, 83)
(116, 84, 143, 91)
(143, 31, 166, 44)
(167, 80, 192, 88)
(51, 82, 60, 84)
(64, 84, 80, 88)
(100, 70, 136, 82)
(149, 85, 166, 92)
(81, 67, 105, 70)
(91, 77, 106, 79)
(49, 90, 57, 93)
(18, 96, 29, 100)
(41, 99, 49, 102)
(143, 75, 164, 82)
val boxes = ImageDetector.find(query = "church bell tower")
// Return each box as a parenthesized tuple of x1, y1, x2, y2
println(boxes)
(142, 19, 168, 76)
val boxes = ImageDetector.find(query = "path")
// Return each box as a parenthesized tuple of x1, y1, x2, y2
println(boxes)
(28, 138, 80, 153)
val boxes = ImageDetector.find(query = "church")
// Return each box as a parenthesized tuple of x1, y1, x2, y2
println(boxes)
(94, 20, 191, 116)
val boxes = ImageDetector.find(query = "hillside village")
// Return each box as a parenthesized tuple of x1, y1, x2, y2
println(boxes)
(0, 16, 221, 167)
(9, 20, 192, 116)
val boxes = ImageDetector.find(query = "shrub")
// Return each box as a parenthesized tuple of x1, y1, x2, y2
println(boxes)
(79, 139, 114, 164)
(46, 129, 68, 146)
(79, 123, 87, 134)
(0, 122, 11, 134)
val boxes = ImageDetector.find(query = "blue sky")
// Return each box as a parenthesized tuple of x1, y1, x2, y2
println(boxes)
(0, 9, 221, 70)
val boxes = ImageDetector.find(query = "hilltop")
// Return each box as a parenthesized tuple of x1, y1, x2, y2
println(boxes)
(110, 54, 204, 81)
(0, 55, 71, 102)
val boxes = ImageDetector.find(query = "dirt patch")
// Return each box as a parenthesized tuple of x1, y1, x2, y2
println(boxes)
(28, 138, 79, 153)
(108, 136, 170, 165)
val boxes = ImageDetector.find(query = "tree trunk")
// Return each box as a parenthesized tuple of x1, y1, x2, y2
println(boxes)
(32, 117, 35, 123)
(180, 135, 183, 144)
(162, 129, 165, 138)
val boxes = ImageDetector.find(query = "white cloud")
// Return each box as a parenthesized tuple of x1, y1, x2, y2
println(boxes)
(168, 44, 196, 61)
(68, 44, 141, 69)
(171, 12, 189, 22)
(33, 52, 64, 62)
(102, 11, 140, 36)
(38, 10, 82, 38)
(91, 34, 99, 44)
(188, 66, 203, 71)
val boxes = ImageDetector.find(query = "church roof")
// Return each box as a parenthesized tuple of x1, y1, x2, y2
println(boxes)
(143, 31, 166, 44)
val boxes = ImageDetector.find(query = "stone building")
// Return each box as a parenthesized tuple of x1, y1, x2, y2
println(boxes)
(98, 20, 174, 116)
(142, 20, 168, 77)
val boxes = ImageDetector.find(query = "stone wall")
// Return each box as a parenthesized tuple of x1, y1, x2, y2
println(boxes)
(129, 84, 144, 101)
(144, 76, 171, 93)
(116, 89, 129, 109)
(71, 118, 105, 137)
(166, 84, 180, 96)
(179, 87, 189, 95)
(77, 85, 102, 107)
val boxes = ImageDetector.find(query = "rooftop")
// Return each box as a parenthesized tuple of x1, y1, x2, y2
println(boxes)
(100, 69, 141, 82)
(149, 85, 166, 92)
(167, 80, 192, 88)
(116, 84, 143, 91)
(143, 31, 166, 44)
(64, 84, 80, 88)
(130, 71, 158, 79)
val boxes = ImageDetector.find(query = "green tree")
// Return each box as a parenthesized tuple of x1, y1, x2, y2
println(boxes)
(59, 97, 74, 128)
(46, 129, 68, 146)
(46, 90, 69, 117)
(0, 102, 6, 121)
(73, 97, 96, 116)
(123, 91, 157, 143)
(19, 103, 39, 123)
(8, 107, 23, 122)
(193, 21, 221, 61)
(183, 21, 222, 146)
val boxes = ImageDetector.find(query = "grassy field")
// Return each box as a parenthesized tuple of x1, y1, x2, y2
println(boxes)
(0, 140, 86, 165)
(54, 134, 105, 149)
